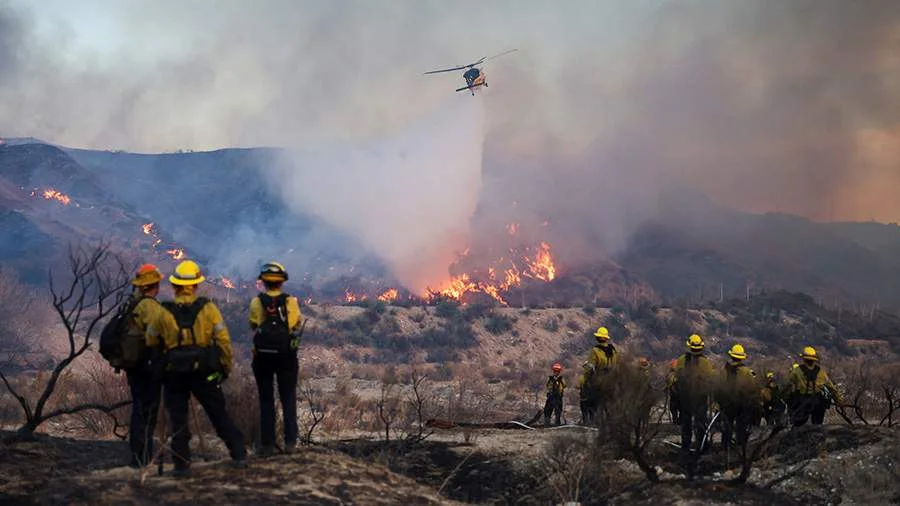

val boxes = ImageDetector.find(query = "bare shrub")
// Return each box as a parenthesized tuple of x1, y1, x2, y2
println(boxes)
(0, 243, 132, 438)
(832, 361, 900, 427)
(593, 358, 663, 482)
(299, 381, 327, 445)
(541, 433, 595, 504)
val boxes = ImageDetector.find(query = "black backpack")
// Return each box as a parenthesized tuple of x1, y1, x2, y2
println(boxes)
(160, 297, 222, 375)
(254, 293, 292, 354)
(99, 295, 148, 370)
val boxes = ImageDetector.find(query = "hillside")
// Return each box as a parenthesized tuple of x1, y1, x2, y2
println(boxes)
(3, 139, 900, 311)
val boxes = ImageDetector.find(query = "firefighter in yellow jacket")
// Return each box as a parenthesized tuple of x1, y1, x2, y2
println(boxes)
(787, 346, 841, 426)
(147, 260, 246, 476)
(249, 262, 304, 456)
(716, 344, 760, 450)
(544, 363, 566, 426)
(124, 264, 165, 468)
(670, 334, 715, 454)
(578, 326, 618, 425)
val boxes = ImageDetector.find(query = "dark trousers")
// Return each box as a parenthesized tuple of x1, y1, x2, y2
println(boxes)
(721, 405, 753, 450)
(791, 395, 827, 426)
(126, 368, 162, 466)
(679, 398, 709, 453)
(252, 352, 299, 448)
(543, 394, 563, 425)
(164, 373, 246, 469)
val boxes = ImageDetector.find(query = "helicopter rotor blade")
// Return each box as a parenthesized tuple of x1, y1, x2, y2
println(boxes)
(486, 48, 518, 61)
(424, 65, 469, 75)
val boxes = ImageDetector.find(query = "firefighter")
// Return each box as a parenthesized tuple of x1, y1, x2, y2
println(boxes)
(147, 260, 246, 477)
(578, 326, 618, 425)
(543, 363, 566, 426)
(716, 344, 760, 450)
(670, 334, 715, 455)
(787, 346, 841, 426)
(760, 371, 786, 426)
(125, 264, 165, 468)
(249, 262, 304, 456)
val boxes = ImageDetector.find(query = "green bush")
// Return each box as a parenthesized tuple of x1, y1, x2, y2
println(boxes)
(542, 318, 560, 332)
(435, 299, 461, 319)
(485, 314, 516, 335)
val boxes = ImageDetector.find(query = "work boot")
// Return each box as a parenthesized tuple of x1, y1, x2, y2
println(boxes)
(256, 445, 275, 458)
(544, 416, 551, 427)
(231, 458, 248, 469)
(283, 442, 297, 455)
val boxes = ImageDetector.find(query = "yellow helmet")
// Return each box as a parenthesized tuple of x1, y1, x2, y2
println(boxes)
(169, 260, 205, 286)
(792, 363, 799, 369)
(594, 326, 610, 341)
(686, 334, 704, 352)
(727, 344, 747, 361)
(800, 346, 817, 361)
(132, 263, 163, 287)
(766, 371, 775, 381)
(259, 261, 288, 282)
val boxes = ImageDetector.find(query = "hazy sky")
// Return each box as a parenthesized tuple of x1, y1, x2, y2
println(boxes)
(3, 0, 900, 227)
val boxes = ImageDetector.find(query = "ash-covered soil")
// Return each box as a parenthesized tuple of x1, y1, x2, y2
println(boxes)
(0, 433, 459, 505)
(2, 424, 898, 505)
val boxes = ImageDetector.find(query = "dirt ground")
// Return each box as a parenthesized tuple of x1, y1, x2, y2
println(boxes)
(2, 423, 899, 505)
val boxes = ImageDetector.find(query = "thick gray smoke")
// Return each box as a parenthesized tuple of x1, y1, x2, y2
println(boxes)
(270, 96, 485, 291)
(2, 0, 900, 283)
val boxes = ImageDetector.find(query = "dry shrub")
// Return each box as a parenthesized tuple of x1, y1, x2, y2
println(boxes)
(541, 433, 610, 504)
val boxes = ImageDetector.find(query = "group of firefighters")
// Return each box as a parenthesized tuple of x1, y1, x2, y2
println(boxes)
(543, 326, 843, 453)
(118, 260, 303, 476)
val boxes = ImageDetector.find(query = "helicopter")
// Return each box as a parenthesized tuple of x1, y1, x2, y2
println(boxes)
(424, 49, 518, 96)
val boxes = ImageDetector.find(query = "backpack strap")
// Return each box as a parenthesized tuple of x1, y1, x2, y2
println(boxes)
(162, 297, 210, 347)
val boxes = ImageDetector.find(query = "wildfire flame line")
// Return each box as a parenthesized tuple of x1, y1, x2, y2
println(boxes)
(31, 188, 72, 205)
(426, 236, 557, 305)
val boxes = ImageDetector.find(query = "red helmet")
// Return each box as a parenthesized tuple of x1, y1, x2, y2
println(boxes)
(552, 363, 562, 372)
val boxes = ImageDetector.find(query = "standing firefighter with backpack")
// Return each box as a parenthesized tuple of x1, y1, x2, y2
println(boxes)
(715, 344, 761, 451)
(669, 334, 715, 457)
(147, 260, 246, 477)
(249, 262, 304, 456)
(787, 346, 842, 426)
(100, 264, 165, 468)
(543, 363, 566, 426)
(578, 326, 618, 425)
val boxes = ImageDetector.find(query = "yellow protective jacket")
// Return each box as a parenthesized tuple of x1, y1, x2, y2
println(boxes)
(248, 289, 303, 331)
(717, 362, 761, 405)
(146, 294, 234, 374)
(579, 343, 618, 388)
(788, 363, 841, 403)
(131, 294, 164, 334)
(668, 353, 715, 394)
(547, 375, 566, 396)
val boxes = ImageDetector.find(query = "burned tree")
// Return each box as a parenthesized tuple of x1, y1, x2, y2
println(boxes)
(0, 243, 131, 438)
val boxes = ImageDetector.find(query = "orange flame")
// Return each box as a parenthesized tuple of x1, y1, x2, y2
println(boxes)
(425, 240, 557, 305)
(32, 188, 72, 205)
(525, 242, 556, 281)
(507, 222, 519, 236)
(378, 288, 399, 303)
(166, 248, 185, 260)
(142, 223, 154, 235)
(344, 289, 358, 303)
(221, 276, 235, 289)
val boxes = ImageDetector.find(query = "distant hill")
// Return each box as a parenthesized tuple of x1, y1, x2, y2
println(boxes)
(2, 139, 900, 311)
(619, 192, 900, 312)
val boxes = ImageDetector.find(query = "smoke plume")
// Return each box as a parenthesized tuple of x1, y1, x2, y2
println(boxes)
(270, 97, 485, 291)
(2, 0, 900, 286)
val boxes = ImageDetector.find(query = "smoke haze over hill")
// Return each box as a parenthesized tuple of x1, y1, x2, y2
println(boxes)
(2, 0, 900, 289)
